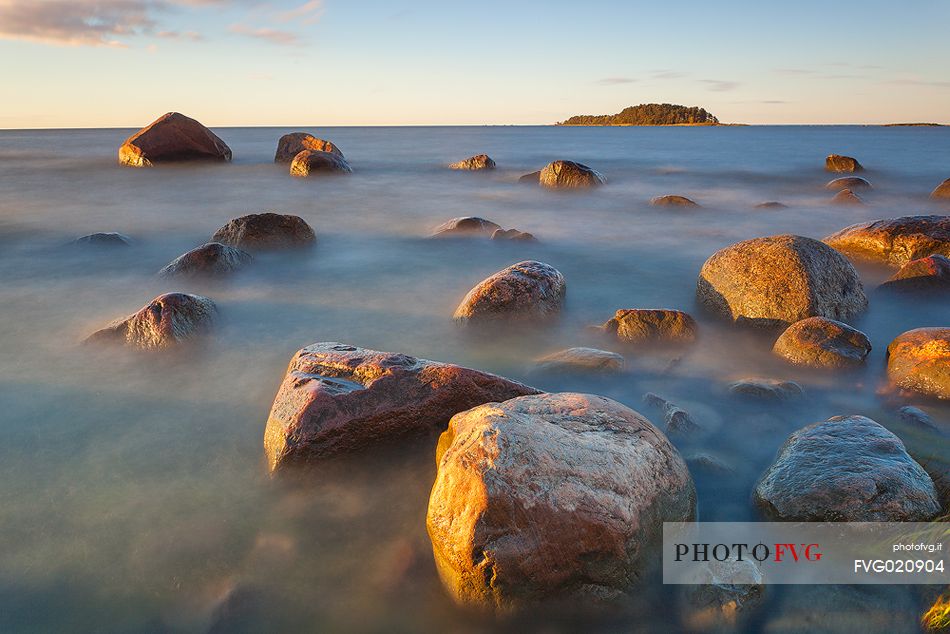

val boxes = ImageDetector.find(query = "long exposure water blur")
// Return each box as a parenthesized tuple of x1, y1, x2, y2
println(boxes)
(1, 125, 948, 632)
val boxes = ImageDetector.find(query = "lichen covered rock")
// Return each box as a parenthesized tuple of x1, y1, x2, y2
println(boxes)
(454, 261, 565, 323)
(772, 317, 871, 368)
(85, 292, 216, 350)
(823, 215, 950, 267)
(602, 309, 698, 344)
(887, 328, 950, 399)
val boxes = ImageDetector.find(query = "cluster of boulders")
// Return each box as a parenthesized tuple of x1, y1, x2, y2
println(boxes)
(430, 216, 536, 242)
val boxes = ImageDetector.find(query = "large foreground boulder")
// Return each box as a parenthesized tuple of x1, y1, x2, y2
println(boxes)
(449, 155, 495, 170)
(85, 292, 216, 350)
(697, 235, 867, 328)
(118, 112, 231, 167)
(453, 261, 565, 323)
(601, 309, 698, 344)
(426, 393, 696, 610)
(430, 217, 501, 238)
(878, 254, 950, 292)
(289, 149, 352, 176)
(931, 178, 950, 201)
(753, 415, 940, 521)
(158, 242, 251, 278)
(263, 343, 539, 471)
(886, 328, 950, 399)
(823, 215, 950, 267)
(211, 213, 315, 251)
(538, 161, 605, 189)
(274, 133, 342, 163)
(825, 154, 863, 172)
(772, 317, 871, 368)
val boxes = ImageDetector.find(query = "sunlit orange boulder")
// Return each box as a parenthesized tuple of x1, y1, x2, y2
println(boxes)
(274, 133, 343, 163)
(825, 153, 863, 172)
(772, 316, 871, 368)
(118, 112, 231, 167)
(931, 178, 950, 201)
(601, 309, 698, 344)
(85, 292, 216, 350)
(449, 154, 495, 170)
(824, 215, 950, 267)
(289, 149, 352, 176)
(538, 160, 605, 188)
(878, 254, 950, 292)
(887, 327, 950, 399)
(453, 260, 565, 323)
(650, 195, 699, 207)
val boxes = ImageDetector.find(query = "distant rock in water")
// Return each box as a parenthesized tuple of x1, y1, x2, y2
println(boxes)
(772, 317, 871, 368)
(697, 235, 867, 328)
(518, 170, 541, 184)
(71, 232, 133, 247)
(831, 188, 864, 205)
(263, 342, 539, 470)
(532, 347, 625, 374)
(448, 154, 495, 170)
(118, 112, 231, 168)
(931, 178, 950, 200)
(878, 255, 950, 292)
(728, 378, 804, 401)
(887, 327, 950, 400)
(825, 154, 863, 173)
(823, 215, 950, 267)
(651, 195, 699, 207)
(558, 103, 719, 126)
(453, 260, 566, 323)
(85, 292, 216, 350)
(602, 309, 698, 344)
(158, 242, 251, 278)
(430, 217, 501, 238)
(212, 213, 315, 251)
(754, 201, 788, 209)
(274, 133, 343, 163)
(538, 160, 605, 189)
(826, 176, 871, 191)
(289, 149, 352, 176)
(491, 228, 536, 242)
(899, 406, 939, 432)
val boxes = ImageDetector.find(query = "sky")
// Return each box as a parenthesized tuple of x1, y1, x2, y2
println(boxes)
(1, 0, 949, 128)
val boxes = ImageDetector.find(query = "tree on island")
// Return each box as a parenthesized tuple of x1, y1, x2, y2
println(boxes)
(558, 103, 720, 126)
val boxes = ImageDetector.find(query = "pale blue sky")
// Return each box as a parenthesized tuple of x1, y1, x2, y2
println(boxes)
(1, 0, 949, 128)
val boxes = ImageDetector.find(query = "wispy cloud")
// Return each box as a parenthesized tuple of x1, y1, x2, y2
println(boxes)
(596, 77, 637, 85)
(885, 78, 950, 89)
(0, 0, 158, 47)
(229, 23, 300, 45)
(157, 29, 203, 41)
(276, 0, 322, 24)
(701, 79, 740, 92)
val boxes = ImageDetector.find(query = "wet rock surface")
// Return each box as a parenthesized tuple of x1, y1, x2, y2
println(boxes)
(537, 161, 605, 189)
(274, 133, 343, 163)
(118, 112, 231, 168)
(448, 154, 495, 170)
(532, 347, 624, 374)
(158, 242, 252, 278)
(289, 149, 352, 176)
(211, 213, 315, 251)
(754, 415, 941, 521)
(878, 254, 950, 292)
(263, 342, 539, 471)
(823, 215, 950, 267)
(453, 260, 565, 323)
(825, 154, 863, 172)
(887, 327, 950, 399)
(85, 292, 217, 350)
(602, 309, 698, 344)
(426, 392, 695, 609)
(772, 316, 871, 368)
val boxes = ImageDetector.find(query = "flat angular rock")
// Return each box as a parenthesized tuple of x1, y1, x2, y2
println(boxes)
(158, 242, 251, 278)
(85, 292, 216, 350)
(878, 254, 950, 292)
(274, 133, 342, 163)
(263, 342, 539, 471)
(697, 235, 867, 328)
(211, 213, 315, 251)
(887, 327, 950, 399)
(823, 215, 950, 267)
(825, 176, 871, 191)
(538, 161, 605, 189)
(651, 195, 699, 207)
(118, 112, 231, 168)
(602, 309, 698, 344)
(825, 154, 863, 173)
(430, 217, 501, 238)
(453, 260, 565, 323)
(772, 316, 871, 368)
(289, 149, 352, 176)
(532, 347, 624, 374)
(753, 415, 940, 521)
(426, 392, 695, 609)
(449, 154, 495, 170)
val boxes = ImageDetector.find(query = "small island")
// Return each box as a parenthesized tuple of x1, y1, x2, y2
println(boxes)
(557, 103, 720, 126)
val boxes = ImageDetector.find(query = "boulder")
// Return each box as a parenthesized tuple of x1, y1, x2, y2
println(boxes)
(532, 347, 624, 374)
(753, 415, 941, 521)
(158, 242, 251, 278)
(274, 133, 343, 163)
(491, 228, 537, 242)
(878, 254, 950, 292)
(831, 188, 864, 205)
(211, 213, 315, 251)
(754, 201, 788, 209)
(84, 292, 216, 350)
(289, 149, 352, 176)
(697, 235, 867, 328)
(518, 170, 541, 184)
(824, 215, 950, 267)
(899, 406, 939, 432)
(118, 112, 231, 167)
(538, 161, 605, 189)
(449, 154, 496, 170)
(826, 176, 871, 191)
(886, 328, 950, 399)
(728, 378, 804, 401)
(601, 309, 698, 344)
(453, 260, 565, 323)
(430, 217, 501, 238)
(263, 342, 539, 471)
(426, 392, 696, 609)
(71, 232, 133, 247)
(825, 154, 863, 172)
(650, 195, 699, 207)
(772, 317, 871, 368)
(680, 558, 765, 632)
(684, 452, 735, 476)
(931, 178, 950, 200)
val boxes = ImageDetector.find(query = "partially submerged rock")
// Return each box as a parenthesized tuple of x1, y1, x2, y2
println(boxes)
(886, 328, 950, 399)
(518, 170, 541, 184)
(825, 154, 863, 173)
(602, 309, 698, 344)
(491, 228, 536, 242)
(453, 260, 565, 323)
(211, 213, 315, 251)
(651, 195, 699, 207)
(728, 378, 804, 401)
(118, 112, 231, 168)
(931, 178, 950, 201)
(538, 161, 605, 189)
(426, 392, 695, 609)
(754, 201, 787, 209)
(289, 149, 352, 176)
(753, 415, 940, 521)
(831, 188, 864, 205)
(697, 235, 867, 328)
(899, 406, 940, 432)
(85, 292, 216, 350)
(274, 133, 343, 163)
(826, 176, 871, 191)
(823, 215, 950, 267)
(878, 254, 950, 292)
(71, 232, 133, 247)
(158, 242, 251, 278)
(772, 317, 871, 368)
(532, 347, 624, 374)
(680, 558, 764, 632)
(430, 217, 501, 238)
(263, 342, 539, 471)
(684, 452, 735, 476)
(449, 154, 495, 170)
